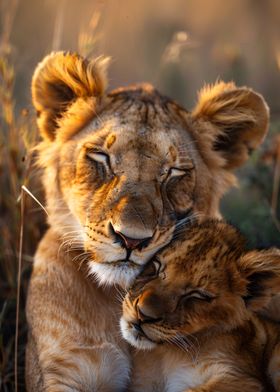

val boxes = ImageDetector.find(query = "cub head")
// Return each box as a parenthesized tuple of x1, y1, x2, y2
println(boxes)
(33, 52, 269, 287)
(120, 220, 280, 349)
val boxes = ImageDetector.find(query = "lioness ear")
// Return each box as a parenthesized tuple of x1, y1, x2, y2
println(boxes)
(238, 249, 280, 311)
(192, 81, 269, 169)
(32, 51, 109, 141)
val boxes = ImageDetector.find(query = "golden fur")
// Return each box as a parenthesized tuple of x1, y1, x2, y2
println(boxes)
(26, 51, 269, 390)
(121, 220, 280, 392)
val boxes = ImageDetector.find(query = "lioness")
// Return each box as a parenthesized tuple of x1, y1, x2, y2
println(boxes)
(121, 220, 280, 392)
(26, 51, 269, 390)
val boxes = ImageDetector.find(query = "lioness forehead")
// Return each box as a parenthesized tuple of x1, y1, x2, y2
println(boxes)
(73, 84, 192, 145)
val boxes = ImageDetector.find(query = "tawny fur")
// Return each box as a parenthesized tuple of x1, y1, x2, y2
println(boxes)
(32, 51, 109, 141)
(121, 220, 280, 392)
(26, 51, 269, 390)
(26, 230, 130, 392)
(191, 81, 269, 169)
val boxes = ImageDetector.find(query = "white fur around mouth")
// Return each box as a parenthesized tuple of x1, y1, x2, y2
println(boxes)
(88, 260, 142, 288)
(120, 317, 156, 350)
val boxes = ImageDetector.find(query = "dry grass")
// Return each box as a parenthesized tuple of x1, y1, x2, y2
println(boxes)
(0, 7, 100, 390)
(0, 52, 44, 391)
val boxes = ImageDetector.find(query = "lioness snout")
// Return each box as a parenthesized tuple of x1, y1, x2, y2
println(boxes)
(110, 222, 153, 250)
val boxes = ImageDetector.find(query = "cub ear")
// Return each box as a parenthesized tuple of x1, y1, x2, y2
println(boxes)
(238, 248, 280, 311)
(192, 81, 269, 169)
(32, 51, 109, 141)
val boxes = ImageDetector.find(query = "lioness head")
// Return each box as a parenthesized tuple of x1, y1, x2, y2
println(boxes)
(121, 220, 280, 349)
(32, 52, 269, 287)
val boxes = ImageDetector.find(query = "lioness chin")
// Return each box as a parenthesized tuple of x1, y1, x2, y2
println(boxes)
(26, 51, 269, 390)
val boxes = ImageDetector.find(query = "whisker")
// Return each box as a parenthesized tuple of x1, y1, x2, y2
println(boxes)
(72, 251, 90, 263)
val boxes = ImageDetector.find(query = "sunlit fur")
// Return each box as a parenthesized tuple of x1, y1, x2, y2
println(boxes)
(26, 51, 269, 390)
(121, 220, 280, 391)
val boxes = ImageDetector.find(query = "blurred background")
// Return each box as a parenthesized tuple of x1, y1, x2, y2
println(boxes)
(1, 0, 280, 390)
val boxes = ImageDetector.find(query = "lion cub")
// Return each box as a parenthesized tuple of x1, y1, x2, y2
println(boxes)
(121, 220, 280, 392)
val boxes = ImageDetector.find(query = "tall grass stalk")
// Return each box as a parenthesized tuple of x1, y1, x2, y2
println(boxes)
(14, 188, 25, 392)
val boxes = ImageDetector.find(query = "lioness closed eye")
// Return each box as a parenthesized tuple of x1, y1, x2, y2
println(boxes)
(26, 51, 269, 391)
(121, 220, 280, 392)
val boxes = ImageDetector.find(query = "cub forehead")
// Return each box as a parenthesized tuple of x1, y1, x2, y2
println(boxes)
(156, 222, 246, 282)
(160, 240, 233, 267)
(155, 246, 228, 292)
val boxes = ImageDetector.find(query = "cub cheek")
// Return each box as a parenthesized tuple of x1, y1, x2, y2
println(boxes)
(122, 297, 138, 323)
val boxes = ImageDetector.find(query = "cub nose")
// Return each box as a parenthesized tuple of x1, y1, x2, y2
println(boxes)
(136, 291, 163, 323)
(110, 223, 152, 250)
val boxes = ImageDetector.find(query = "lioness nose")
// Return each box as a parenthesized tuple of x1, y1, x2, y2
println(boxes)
(110, 224, 152, 250)
(116, 231, 151, 250)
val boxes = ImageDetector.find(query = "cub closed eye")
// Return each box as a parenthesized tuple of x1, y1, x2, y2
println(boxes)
(180, 290, 215, 303)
